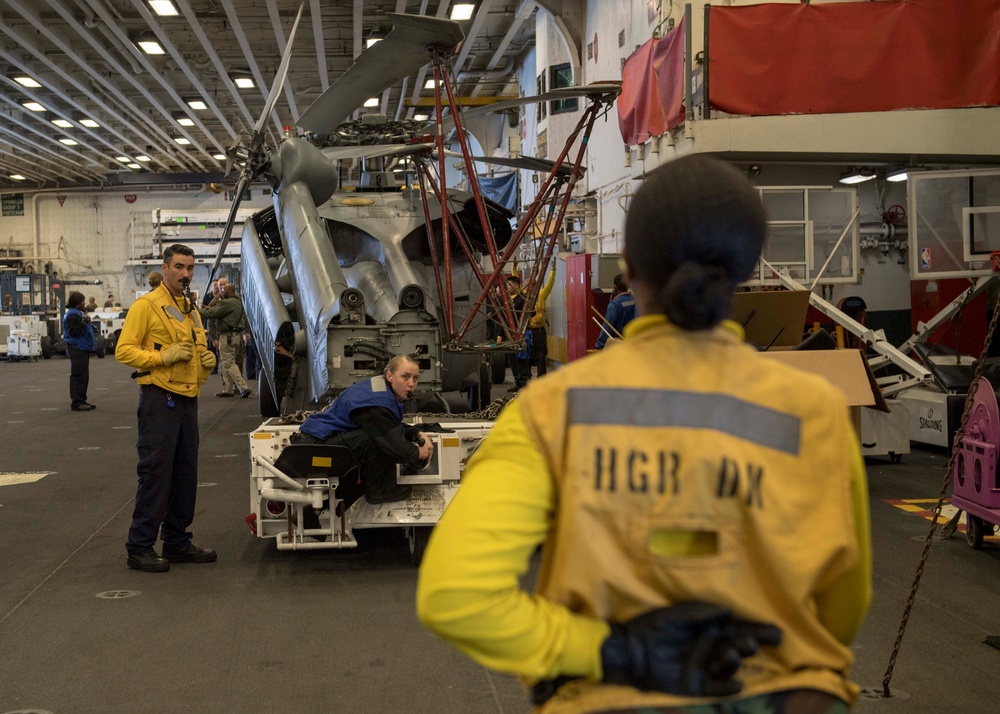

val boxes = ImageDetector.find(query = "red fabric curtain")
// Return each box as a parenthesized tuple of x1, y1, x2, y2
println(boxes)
(708, 0, 1000, 116)
(618, 17, 686, 145)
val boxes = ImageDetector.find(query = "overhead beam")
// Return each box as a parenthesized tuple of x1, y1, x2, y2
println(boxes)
(487, 0, 536, 70)
(220, 0, 285, 136)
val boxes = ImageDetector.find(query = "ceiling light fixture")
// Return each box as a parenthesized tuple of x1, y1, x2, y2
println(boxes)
(887, 168, 912, 183)
(187, 99, 208, 111)
(137, 38, 165, 55)
(839, 169, 876, 185)
(23, 102, 45, 112)
(127, 163, 142, 169)
(366, 38, 382, 49)
(363, 97, 379, 108)
(450, 3, 475, 21)
(148, 0, 179, 16)
(117, 156, 132, 162)
(136, 155, 151, 162)
(10, 174, 26, 180)
(212, 153, 226, 160)
(14, 76, 41, 88)
(80, 118, 99, 128)
(423, 79, 437, 90)
(175, 137, 191, 145)
(177, 116, 195, 127)
(413, 113, 429, 121)
(230, 72, 255, 89)
(58, 138, 78, 146)
(52, 119, 73, 128)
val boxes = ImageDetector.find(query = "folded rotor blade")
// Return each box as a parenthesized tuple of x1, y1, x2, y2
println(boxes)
(298, 13, 464, 134)
(321, 142, 434, 162)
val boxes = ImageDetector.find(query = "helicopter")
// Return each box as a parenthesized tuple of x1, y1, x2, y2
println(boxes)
(207, 8, 621, 417)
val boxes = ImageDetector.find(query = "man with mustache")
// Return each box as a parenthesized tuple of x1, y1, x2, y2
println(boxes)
(296, 354, 434, 504)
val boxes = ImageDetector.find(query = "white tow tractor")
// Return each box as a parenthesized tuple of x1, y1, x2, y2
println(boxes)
(246, 416, 494, 564)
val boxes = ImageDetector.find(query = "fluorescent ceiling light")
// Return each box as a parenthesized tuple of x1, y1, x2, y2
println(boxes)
(366, 38, 381, 49)
(10, 174, 26, 180)
(187, 99, 208, 110)
(127, 163, 141, 169)
(148, 0, 179, 16)
(52, 119, 73, 128)
(137, 40, 165, 55)
(58, 138, 78, 146)
(413, 113, 429, 121)
(136, 155, 151, 162)
(451, 3, 475, 21)
(23, 102, 45, 112)
(233, 77, 254, 89)
(839, 172, 876, 185)
(177, 117, 195, 126)
(80, 119, 100, 128)
(14, 77, 41, 88)
(117, 156, 131, 162)
(213, 153, 226, 160)
(363, 97, 379, 108)
(424, 79, 437, 90)
(175, 137, 191, 145)
(887, 170, 910, 183)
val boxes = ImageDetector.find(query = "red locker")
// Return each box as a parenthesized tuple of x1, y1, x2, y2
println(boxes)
(566, 254, 611, 361)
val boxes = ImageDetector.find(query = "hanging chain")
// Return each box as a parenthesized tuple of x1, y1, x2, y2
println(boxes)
(881, 296, 1000, 697)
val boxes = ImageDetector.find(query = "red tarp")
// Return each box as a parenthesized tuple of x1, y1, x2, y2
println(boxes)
(618, 17, 686, 145)
(708, 0, 1000, 116)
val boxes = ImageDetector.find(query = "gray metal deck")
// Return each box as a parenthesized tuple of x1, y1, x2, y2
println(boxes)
(0, 356, 997, 713)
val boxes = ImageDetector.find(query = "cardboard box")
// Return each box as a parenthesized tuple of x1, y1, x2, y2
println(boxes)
(761, 349, 888, 438)
(731, 290, 812, 349)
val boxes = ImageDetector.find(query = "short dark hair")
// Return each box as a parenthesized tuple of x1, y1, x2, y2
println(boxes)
(613, 274, 627, 292)
(68, 291, 86, 308)
(507, 275, 521, 285)
(624, 155, 766, 331)
(163, 243, 195, 261)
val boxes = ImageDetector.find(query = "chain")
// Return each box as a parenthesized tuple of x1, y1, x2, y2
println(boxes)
(881, 295, 1000, 697)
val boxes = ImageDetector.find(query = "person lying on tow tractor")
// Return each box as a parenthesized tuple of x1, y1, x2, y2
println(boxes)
(295, 354, 435, 504)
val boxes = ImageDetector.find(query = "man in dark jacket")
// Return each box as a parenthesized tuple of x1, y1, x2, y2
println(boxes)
(296, 355, 434, 503)
(62, 291, 97, 411)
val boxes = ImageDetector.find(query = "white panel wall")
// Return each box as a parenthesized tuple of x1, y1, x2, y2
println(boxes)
(0, 186, 273, 307)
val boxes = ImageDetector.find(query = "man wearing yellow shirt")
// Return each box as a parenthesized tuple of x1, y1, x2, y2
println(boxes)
(418, 156, 871, 713)
(116, 244, 218, 573)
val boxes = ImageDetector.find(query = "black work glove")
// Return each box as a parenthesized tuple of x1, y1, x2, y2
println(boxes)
(600, 601, 782, 697)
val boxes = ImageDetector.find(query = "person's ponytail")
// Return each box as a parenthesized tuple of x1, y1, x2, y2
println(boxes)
(660, 263, 733, 331)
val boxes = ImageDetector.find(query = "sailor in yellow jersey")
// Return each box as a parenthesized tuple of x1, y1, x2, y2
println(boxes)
(116, 243, 219, 573)
(418, 155, 872, 713)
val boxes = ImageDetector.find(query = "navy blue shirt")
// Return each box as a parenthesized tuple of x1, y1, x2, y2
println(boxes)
(595, 292, 637, 349)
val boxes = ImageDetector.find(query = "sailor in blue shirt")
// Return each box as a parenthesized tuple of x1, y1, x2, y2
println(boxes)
(298, 355, 435, 503)
(595, 274, 637, 349)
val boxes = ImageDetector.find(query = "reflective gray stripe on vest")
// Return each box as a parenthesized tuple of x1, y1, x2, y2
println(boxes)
(567, 388, 801, 456)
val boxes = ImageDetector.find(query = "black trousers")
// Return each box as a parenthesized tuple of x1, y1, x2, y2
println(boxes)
(126, 385, 200, 555)
(67, 346, 90, 406)
(299, 429, 397, 499)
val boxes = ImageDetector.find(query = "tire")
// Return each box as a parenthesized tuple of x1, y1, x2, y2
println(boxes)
(889, 452, 902, 464)
(490, 354, 506, 384)
(258, 374, 280, 418)
(406, 526, 432, 566)
(466, 362, 492, 411)
(966, 514, 985, 550)
(40, 336, 52, 359)
(94, 334, 106, 359)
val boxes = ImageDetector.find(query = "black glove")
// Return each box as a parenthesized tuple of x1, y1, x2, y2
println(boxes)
(418, 422, 456, 433)
(600, 601, 782, 697)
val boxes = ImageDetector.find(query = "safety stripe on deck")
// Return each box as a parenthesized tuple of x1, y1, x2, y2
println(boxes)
(883, 498, 999, 540)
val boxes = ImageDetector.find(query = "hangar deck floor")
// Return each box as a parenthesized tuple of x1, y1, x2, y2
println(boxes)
(0, 357, 997, 713)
